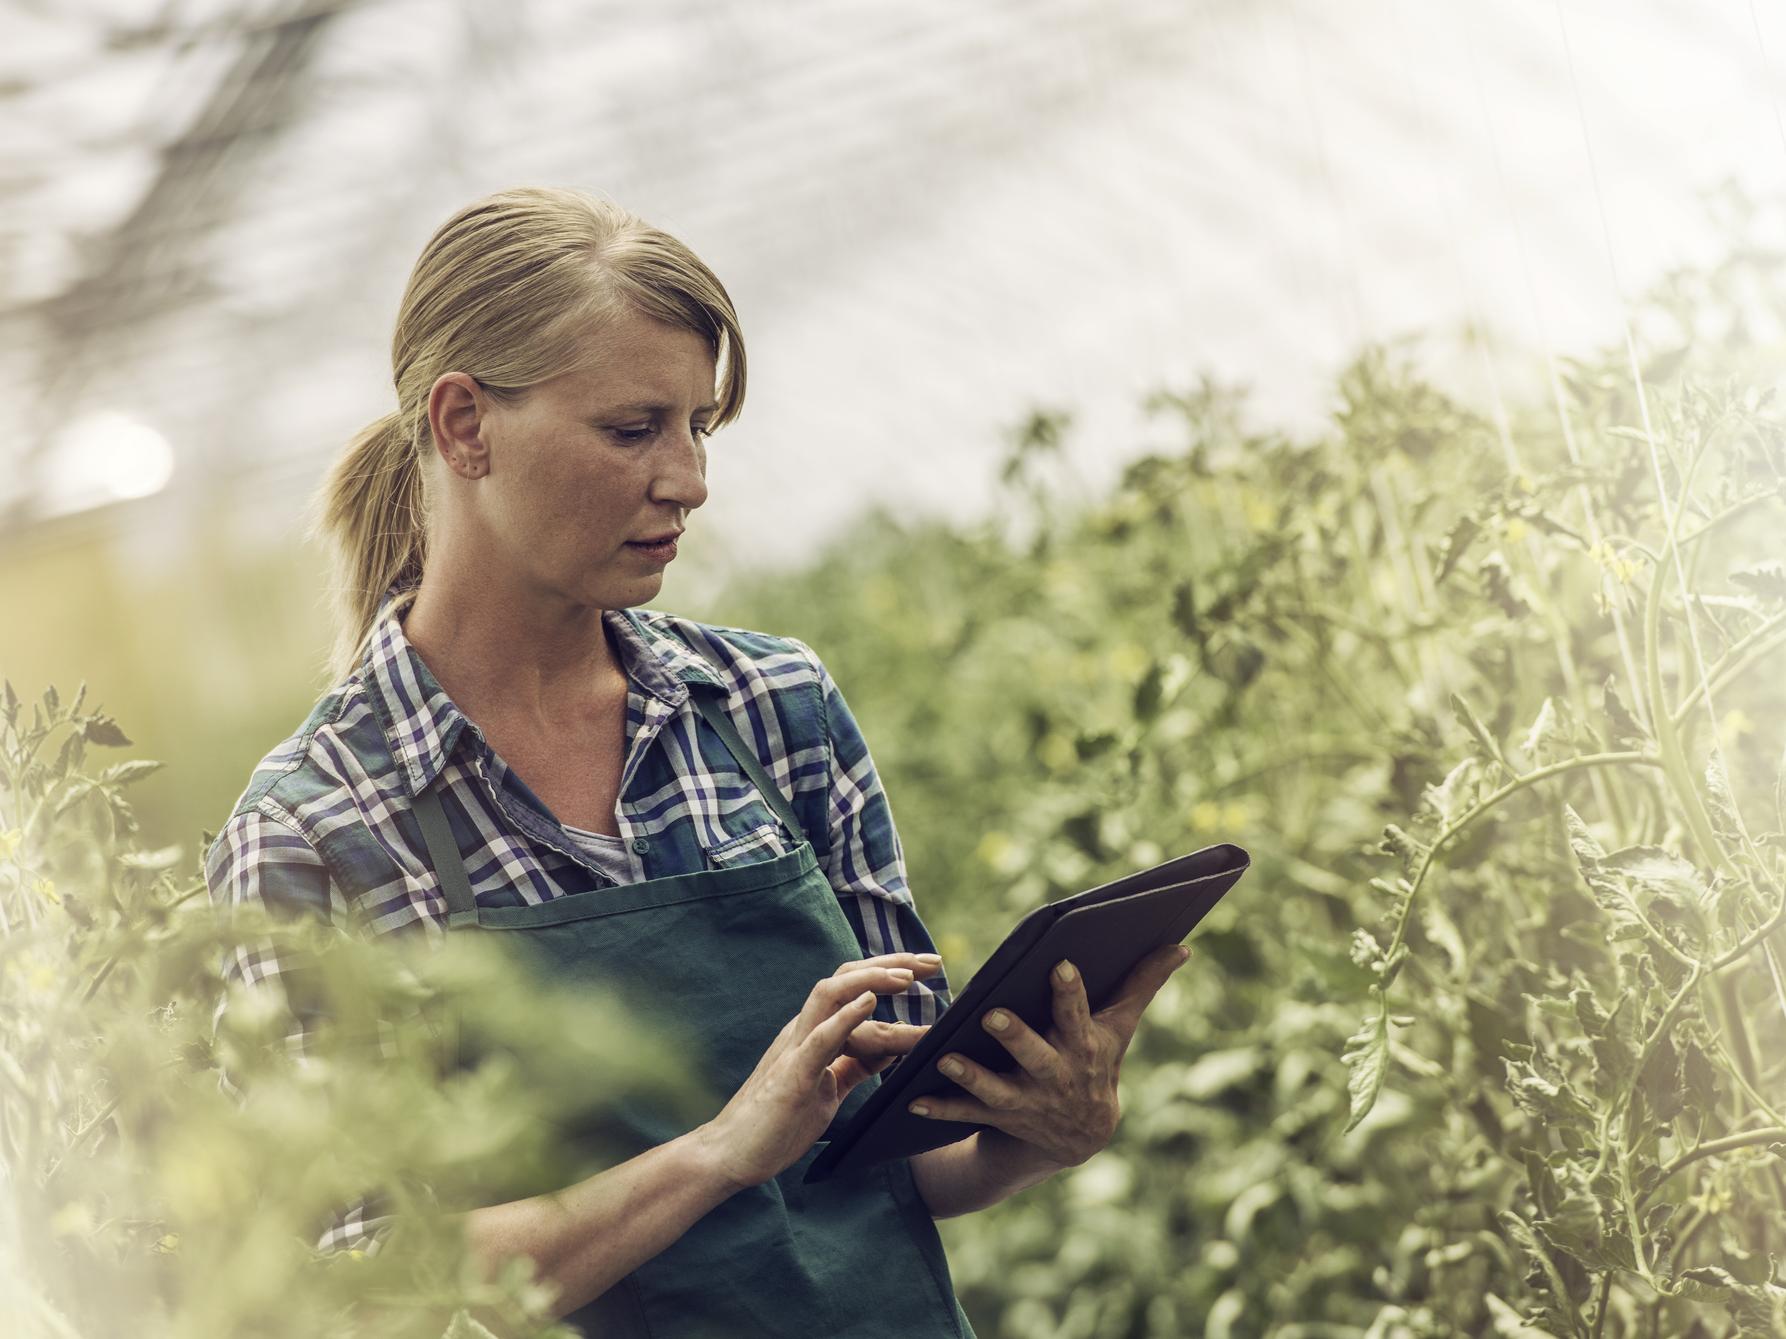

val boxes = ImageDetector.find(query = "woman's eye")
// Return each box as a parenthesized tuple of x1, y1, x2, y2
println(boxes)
(610, 424, 713, 444)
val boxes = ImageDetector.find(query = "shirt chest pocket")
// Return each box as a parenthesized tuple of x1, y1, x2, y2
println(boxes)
(703, 820, 795, 869)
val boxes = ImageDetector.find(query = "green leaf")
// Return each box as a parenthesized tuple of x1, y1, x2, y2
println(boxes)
(120, 845, 184, 871)
(52, 729, 87, 780)
(1563, 804, 1649, 944)
(100, 760, 165, 787)
(1498, 1211, 1575, 1326)
(1536, 1191, 1635, 1270)
(1672, 1265, 1744, 1302)
(1682, 1038, 1722, 1115)
(1378, 823, 1428, 878)
(1341, 994, 1391, 1132)
(1451, 692, 1503, 764)
(1729, 561, 1786, 606)
(1133, 660, 1165, 720)
(1572, 987, 1637, 1093)
(440, 1309, 502, 1339)
(1704, 750, 1742, 840)
(1483, 1292, 1564, 1339)
(1169, 580, 1199, 641)
(1520, 696, 1565, 765)
(1421, 756, 1481, 826)
(82, 714, 133, 748)
(1601, 675, 1648, 749)
(1435, 513, 1483, 584)
(1504, 1059, 1596, 1130)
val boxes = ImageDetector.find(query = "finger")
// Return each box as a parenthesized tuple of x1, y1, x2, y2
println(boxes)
(827, 1051, 884, 1093)
(794, 965, 916, 1040)
(834, 951, 946, 979)
(841, 1021, 931, 1060)
(799, 988, 881, 1081)
(935, 1051, 1027, 1110)
(906, 1091, 1002, 1129)
(977, 1007, 1064, 1083)
(1096, 944, 1192, 1037)
(1048, 959, 1095, 1052)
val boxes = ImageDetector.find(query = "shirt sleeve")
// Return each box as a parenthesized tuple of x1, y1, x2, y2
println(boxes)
(204, 804, 399, 1258)
(799, 644, 955, 1028)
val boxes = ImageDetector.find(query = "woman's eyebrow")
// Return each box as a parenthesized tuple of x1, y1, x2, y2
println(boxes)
(605, 399, 720, 415)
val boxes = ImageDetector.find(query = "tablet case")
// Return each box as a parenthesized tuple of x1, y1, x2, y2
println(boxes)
(803, 841, 1250, 1183)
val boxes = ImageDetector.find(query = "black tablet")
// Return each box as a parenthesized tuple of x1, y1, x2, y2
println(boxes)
(803, 841, 1251, 1183)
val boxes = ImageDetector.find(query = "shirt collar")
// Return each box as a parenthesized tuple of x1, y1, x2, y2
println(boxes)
(359, 581, 728, 798)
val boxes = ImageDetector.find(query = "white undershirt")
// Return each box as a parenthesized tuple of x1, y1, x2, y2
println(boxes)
(559, 822, 637, 885)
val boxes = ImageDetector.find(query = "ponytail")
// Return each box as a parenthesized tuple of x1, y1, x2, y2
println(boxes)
(310, 408, 428, 683)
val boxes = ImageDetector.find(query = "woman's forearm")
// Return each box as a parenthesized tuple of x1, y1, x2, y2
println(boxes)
(908, 1130, 1067, 1219)
(453, 1121, 745, 1323)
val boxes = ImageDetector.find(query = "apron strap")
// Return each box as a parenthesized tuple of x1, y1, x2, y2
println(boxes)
(689, 691, 810, 847)
(413, 779, 481, 928)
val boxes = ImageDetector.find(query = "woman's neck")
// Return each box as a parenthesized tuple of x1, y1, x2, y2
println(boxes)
(400, 567, 628, 731)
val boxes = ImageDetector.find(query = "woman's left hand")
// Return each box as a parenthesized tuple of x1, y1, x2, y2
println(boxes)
(907, 943, 1192, 1169)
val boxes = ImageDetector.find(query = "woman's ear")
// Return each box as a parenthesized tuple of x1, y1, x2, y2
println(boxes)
(426, 371, 492, 479)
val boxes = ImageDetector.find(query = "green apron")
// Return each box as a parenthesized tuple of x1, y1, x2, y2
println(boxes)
(412, 691, 976, 1338)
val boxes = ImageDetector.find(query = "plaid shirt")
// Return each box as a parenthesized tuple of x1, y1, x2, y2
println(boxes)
(204, 582, 952, 1257)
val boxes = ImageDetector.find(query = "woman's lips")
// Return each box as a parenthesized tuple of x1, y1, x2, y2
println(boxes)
(626, 536, 679, 562)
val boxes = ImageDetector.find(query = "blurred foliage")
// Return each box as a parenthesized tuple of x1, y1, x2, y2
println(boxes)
(718, 223, 1786, 1333)
(6, 192, 1786, 1335)
(0, 686, 710, 1336)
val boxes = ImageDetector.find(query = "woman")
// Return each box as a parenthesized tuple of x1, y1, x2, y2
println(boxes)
(205, 185, 1189, 1337)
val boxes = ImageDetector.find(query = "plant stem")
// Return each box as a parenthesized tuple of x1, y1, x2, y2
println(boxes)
(1382, 751, 1665, 964)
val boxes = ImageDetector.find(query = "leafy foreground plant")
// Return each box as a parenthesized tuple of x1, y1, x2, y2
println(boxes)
(0, 685, 708, 1338)
(725, 294, 1786, 1330)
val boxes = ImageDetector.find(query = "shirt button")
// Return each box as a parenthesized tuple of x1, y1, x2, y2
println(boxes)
(631, 837, 651, 855)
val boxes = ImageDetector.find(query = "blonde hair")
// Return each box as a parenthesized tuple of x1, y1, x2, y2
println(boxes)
(308, 185, 747, 683)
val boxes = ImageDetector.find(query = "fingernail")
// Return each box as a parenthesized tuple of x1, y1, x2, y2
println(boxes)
(910, 1102, 931, 1117)
(917, 953, 942, 962)
(1054, 960, 1076, 982)
(1175, 946, 1191, 965)
(939, 1057, 963, 1077)
(984, 1011, 1008, 1031)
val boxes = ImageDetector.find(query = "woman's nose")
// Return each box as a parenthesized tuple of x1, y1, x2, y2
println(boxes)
(652, 429, 709, 510)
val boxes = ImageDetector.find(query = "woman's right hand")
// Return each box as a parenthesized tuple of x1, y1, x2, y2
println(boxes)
(699, 951, 944, 1191)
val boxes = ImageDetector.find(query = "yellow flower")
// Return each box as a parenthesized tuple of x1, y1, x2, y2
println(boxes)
(1588, 541, 1640, 584)
(1516, 472, 1537, 494)
(1107, 642, 1149, 682)
(974, 830, 1014, 871)
(12, 945, 57, 995)
(1190, 800, 1223, 831)
(0, 830, 20, 860)
(348, 1248, 367, 1261)
(34, 877, 59, 905)
(1242, 492, 1275, 532)
(936, 931, 971, 966)
(1503, 517, 1527, 544)
(49, 1201, 95, 1238)
(1719, 708, 1754, 745)
(1038, 732, 1077, 775)
(1042, 561, 1082, 602)
(154, 1233, 180, 1254)
(1220, 799, 1254, 829)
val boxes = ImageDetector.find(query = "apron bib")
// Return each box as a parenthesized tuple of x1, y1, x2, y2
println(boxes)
(411, 692, 976, 1338)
